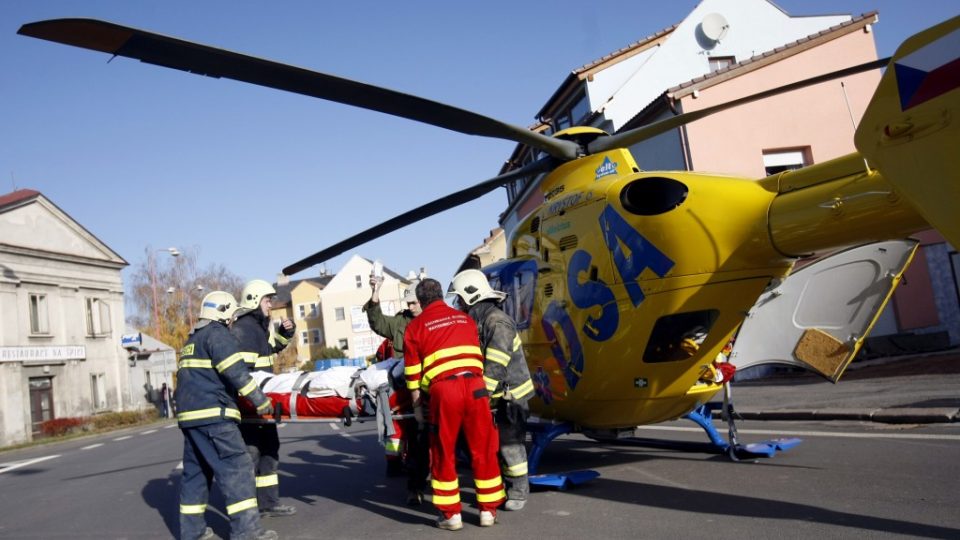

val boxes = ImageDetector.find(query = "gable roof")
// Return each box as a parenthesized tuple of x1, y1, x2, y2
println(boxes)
(273, 276, 332, 307)
(535, 24, 677, 121)
(621, 11, 878, 131)
(0, 188, 128, 267)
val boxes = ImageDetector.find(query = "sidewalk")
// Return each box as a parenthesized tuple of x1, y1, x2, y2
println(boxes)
(712, 350, 960, 424)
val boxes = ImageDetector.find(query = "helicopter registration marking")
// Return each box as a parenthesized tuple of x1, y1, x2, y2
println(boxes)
(533, 205, 675, 398)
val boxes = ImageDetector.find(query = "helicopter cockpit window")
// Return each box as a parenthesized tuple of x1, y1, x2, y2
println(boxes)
(643, 309, 720, 363)
(483, 260, 537, 331)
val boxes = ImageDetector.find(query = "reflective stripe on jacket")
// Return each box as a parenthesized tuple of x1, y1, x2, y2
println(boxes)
(174, 322, 271, 428)
(231, 311, 293, 373)
(468, 302, 535, 404)
(403, 300, 483, 393)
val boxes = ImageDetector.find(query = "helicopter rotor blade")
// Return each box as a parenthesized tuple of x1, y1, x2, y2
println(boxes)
(588, 57, 891, 155)
(282, 157, 557, 276)
(18, 18, 581, 161)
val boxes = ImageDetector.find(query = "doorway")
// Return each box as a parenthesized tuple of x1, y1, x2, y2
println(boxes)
(29, 376, 54, 436)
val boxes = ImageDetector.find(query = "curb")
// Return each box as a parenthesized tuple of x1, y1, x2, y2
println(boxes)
(713, 407, 960, 424)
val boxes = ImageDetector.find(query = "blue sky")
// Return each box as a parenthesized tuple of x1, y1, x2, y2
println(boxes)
(2, 1, 957, 315)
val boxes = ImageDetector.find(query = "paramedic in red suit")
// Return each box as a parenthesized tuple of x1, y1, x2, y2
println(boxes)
(403, 279, 505, 530)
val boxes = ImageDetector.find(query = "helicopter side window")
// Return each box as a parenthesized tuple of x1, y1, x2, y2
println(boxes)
(483, 261, 536, 331)
(512, 269, 535, 330)
(643, 309, 720, 363)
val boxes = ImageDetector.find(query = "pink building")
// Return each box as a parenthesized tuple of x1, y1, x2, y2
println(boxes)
(499, 0, 958, 353)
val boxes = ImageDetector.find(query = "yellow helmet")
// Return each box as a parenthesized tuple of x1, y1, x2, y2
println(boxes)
(447, 269, 505, 307)
(239, 279, 276, 310)
(199, 291, 239, 323)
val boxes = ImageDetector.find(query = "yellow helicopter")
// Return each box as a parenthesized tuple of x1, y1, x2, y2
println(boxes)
(18, 15, 959, 466)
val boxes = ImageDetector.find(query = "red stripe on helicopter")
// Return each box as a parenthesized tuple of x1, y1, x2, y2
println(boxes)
(895, 27, 960, 111)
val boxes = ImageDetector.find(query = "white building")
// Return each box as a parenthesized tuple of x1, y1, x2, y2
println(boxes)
(122, 327, 176, 412)
(0, 189, 130, 445)
(318, 255, 416, 358)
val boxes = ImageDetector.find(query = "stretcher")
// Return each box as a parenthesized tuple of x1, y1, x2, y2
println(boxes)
(239, 359, 411, 439)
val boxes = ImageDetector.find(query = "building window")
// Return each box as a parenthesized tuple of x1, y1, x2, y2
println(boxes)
(298, 304, 306, 319)
(338, 338, 348, 350)
(335, 307, 345, 321)
(310, 329, 321, 344)
(570, 93, 590, 125)
(355, 275, 363, 289)
(85, 298, 112, 337)
(763, 148, 810, 175)
(300, 331, 309, 345)
(29, 293, 50, 334)
(91, 373, 106, 410)
(708, 55, 736, 72)
(308, 303, 319, 318)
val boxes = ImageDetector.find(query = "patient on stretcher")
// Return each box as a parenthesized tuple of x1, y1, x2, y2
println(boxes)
(239, 358, 409, 420)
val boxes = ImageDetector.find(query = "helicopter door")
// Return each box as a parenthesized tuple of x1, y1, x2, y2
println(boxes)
(730, 239, 919, 382)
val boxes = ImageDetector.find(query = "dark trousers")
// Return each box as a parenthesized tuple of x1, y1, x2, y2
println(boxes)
(180, 422, 260, 540)
(495, 401, 530, 501)
(239, 423, 281, 510)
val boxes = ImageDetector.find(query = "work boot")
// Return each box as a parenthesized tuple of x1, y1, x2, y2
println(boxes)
(504, 499, 526, 511)
(436, 513, 463, 531)
(198, 527, 216, 540)
(233, 528, 277, 540)
(260, 504, 296, 518)
(405, 490, 424, 506)
(479, 510, 497, 527)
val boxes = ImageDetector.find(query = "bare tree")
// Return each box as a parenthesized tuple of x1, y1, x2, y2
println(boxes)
(127, 246, 244, 352)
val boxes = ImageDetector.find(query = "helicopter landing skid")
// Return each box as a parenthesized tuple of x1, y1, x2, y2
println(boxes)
(526, 421, 599, 489)
(685, 403, 802, 459)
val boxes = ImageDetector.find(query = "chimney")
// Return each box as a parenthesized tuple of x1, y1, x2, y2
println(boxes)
(276, 273, 290, 287)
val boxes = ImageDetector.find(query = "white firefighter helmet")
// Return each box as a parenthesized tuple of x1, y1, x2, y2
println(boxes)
(239, 279, 276, 310)
(199, 291, 239, 323)
(447, 269, 506, 307)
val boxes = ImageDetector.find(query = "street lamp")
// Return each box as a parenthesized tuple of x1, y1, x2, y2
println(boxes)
(148, 246, 181, 339)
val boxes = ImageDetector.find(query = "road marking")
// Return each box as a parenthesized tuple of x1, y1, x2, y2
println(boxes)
(141, 429, 157, 435)
(174, 461, 183, 470)
(635, 425, 960, 441)
(340, 432, 360, 442)
(0, 455, 59, 475)
(81, 443, 103, 450)
(164, 424, 177, 429)
(114, 436, 132, 441)
(329, 423, 341, 431)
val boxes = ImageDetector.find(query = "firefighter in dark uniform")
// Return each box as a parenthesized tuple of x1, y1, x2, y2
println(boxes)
(449, 269, 535, 511)
(231, 279, 297, 518)
(174, 291, 276, 540)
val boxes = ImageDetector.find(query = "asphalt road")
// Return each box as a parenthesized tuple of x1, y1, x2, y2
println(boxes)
(1, 418, 957, 539)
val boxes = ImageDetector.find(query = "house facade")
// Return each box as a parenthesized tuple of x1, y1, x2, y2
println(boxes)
(497, 0, 958, 349)
(318, 255, 414, 359)
(0, 189, 130, 445)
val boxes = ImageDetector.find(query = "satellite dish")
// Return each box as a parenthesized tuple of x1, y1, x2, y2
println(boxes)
(701, 13, 730, 42)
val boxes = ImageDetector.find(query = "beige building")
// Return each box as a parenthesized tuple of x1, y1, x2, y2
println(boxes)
(270, 275, 331, 365)
(0, 189, 130, 445)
